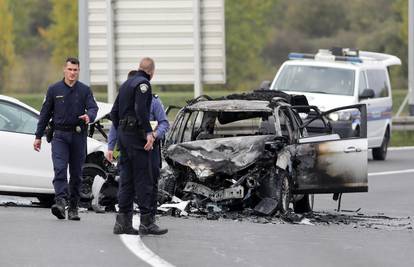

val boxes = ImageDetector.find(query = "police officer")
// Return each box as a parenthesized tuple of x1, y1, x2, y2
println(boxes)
(33, 57, 98, 221)
(92, 70, 169, 214)
(110, 57, 168, 235)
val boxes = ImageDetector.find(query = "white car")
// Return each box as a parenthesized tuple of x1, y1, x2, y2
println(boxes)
(265, 48, 401, 160)
(0, 94, 114, 206)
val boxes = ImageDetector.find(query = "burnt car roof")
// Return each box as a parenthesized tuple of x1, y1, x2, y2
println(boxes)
(184, 90, 309, 111)
(187, 100, 273, 112)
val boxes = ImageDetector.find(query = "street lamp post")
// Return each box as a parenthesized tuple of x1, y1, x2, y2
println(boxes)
(409, 0, 414, 115)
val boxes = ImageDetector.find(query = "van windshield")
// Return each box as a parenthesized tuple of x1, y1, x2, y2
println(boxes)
(272, 65, 355, 96)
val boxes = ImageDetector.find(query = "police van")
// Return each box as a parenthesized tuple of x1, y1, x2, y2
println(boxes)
(265, 48, 401, 160)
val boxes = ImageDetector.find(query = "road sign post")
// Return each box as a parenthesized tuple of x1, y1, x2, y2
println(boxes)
(409, 0, 414, 115)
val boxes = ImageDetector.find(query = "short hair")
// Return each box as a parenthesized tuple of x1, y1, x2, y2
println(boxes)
(65, 57, 80, 66)
(127, 70, 138, 79)
(138, 57, 155, 75)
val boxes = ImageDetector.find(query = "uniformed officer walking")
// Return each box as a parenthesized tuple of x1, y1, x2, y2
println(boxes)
(110, 57, 168, 235)
(33, 57, 98, 220)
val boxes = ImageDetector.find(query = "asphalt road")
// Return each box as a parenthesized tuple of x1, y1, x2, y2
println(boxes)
(1, 148, 413, 267)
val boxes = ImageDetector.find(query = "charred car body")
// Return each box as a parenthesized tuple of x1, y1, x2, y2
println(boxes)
(160, 90, 368, 215)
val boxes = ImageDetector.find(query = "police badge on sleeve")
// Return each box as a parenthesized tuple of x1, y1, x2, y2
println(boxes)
(139, 84, 148, 93)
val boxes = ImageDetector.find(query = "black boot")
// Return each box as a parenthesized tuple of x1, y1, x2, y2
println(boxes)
(68, 199, 81, 221)
(51, 198, 66, 220)
(139, 214, 168, 235)
(113, 212, 139, 235)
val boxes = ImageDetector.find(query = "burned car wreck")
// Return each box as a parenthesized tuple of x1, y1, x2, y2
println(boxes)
(159, 90, 368, 216)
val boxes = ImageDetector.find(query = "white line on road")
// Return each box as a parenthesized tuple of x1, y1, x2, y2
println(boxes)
(119, 216, 174, 267)
(368, 169, 414, 176)
(118, 154, 414, 265)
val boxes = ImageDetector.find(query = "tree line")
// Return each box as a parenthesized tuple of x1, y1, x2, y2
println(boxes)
(0, 0, 409, 94)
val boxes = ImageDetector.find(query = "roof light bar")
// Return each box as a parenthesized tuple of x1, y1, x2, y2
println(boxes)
(288, 53, 315, 60)
(288, 52, 362, 63)
(334, 55, 362, 63)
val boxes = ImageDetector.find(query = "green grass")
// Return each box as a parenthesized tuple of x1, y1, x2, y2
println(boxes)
(9, 92, 109, 111)
(390, 130, 414, 146)
(9, 90, 231, 121)
(9, 89, 414, 146)
(392, 89, 410, 116)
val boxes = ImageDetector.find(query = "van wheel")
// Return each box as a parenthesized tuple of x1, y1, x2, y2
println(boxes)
(294, 194, 313, 213)
(372, 128, 390, 160)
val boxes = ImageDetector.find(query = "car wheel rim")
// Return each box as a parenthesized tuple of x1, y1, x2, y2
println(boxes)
(281, 175, 290, 211)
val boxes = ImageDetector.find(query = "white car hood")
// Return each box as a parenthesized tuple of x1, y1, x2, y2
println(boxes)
(287, 92, 355, 111)
(94, 101, 113, 123)
(88, 102, 112, 153)
(87, 136, 107, 154)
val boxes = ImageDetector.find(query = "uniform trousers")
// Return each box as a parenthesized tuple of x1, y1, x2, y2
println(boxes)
(117, 129, 156, 215)
(51, 130, 87, 201)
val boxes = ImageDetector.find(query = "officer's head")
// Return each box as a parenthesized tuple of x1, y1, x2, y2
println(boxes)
(64, 57, 80, 84)
(138, 57, 155, 80)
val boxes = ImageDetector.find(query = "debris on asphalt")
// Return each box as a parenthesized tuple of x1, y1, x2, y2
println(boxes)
(158, 196, 190, 216)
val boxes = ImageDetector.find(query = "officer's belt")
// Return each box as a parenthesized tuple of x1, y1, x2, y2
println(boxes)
(119, 116, 142, 128)
(119, 116, 146, 135)
(54, 124, 84, 133)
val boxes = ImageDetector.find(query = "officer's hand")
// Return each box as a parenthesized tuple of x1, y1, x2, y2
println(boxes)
(106, 150, 114, 162)
(33, 139, 42, 152)
(144, 133, 155, 151)
(78, 114, 90, 124)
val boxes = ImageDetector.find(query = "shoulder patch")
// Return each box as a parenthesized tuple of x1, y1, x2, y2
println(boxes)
(139, 83, 149, 93)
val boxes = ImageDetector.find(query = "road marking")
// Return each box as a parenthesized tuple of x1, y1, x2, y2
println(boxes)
(119, 216, 174, 267)
(368, 169, 414, 176)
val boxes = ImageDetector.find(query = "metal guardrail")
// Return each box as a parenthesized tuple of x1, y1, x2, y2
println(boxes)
(392, 116, 414, 131)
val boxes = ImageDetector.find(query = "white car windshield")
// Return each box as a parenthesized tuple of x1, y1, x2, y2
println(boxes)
(272, 65, 355, 96)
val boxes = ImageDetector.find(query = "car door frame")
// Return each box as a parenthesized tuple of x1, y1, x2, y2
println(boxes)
(0, 99, 54, 193)
(291, 104, 368, 194)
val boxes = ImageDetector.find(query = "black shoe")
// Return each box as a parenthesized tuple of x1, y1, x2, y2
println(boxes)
(68, 199, 81, 221)
(113, 213, 139, 235)
(139, 214, 168, 235)
(51, 198, 66, 220)
(68, 208, 81, 221)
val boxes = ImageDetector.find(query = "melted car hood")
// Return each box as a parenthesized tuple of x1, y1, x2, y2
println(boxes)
(166, 135, 275, 179)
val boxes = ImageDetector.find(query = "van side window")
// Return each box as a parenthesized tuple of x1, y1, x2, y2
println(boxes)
(358, 71, 367, 95)
(366, 69, 389, 98)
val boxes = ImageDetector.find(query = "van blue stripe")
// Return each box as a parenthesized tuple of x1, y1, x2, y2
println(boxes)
(367, 106, 392, 121)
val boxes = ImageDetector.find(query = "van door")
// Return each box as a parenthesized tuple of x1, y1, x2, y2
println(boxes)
(363, 69, 392, 148)
(293, 104, 368, 194)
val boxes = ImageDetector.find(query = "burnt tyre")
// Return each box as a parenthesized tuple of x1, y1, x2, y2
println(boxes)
(293, 194, 313, 213)
(372, 128, 390, 161)
(277, 170, 292, 214)
(257, 168, 291, 215)
(80, 164, 107, 208)
(37, 195, 55, 208)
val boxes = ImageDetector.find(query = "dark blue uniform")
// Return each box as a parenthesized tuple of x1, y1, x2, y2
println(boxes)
(108, 94, 170, 215)
(35, 80, 98, 202)
(110, 70, 154, 215)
